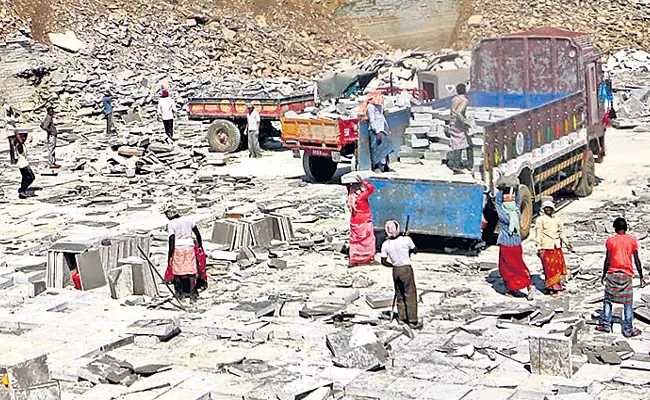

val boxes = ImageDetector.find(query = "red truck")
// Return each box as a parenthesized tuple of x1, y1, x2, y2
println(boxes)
(188, 94, 316, 153)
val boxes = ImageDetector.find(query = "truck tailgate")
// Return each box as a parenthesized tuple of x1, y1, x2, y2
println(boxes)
(368, 176, 485, 240)
(281, 117, 360, 149)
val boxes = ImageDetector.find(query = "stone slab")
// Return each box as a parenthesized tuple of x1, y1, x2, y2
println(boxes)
(529, 333, 573, 378)
(77, 249, 106, 291)
(107, 265, 133, 299)
(6, 355, 50, 390)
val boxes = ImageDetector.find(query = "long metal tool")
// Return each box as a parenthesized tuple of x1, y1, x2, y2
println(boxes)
(137, 246, 186, 311)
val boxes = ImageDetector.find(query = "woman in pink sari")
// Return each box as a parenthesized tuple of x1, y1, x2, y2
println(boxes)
(347, 176, 376, 267)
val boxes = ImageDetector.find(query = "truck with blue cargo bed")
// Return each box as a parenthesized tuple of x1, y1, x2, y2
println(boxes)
(358, 28, 607, 242)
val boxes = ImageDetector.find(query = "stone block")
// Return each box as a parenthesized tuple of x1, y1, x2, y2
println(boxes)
(119, 257, 157, 297)
(311, 288, 359, 305)
(77, 250, 106, 291)
(107, 265, 133, 299)
(553, 379, 592, 394)
(6, 355, 50, 390)
(365, 292, 394, 309)
(27, 281, 46, 298)
(268, 259, 287, 269)
(529, 333, 573, 378)
(276, 377, 332, 400)
(10, 381, 60, 400)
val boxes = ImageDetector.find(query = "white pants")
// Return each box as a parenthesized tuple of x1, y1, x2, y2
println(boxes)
(47, 134, 57, 165)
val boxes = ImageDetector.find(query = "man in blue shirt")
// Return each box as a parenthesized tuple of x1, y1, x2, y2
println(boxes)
(366, 91, 390, 173)
(102, 92, 116, 134)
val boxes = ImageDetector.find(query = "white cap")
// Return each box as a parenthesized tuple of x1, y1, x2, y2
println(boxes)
(542, 200, 555, 210)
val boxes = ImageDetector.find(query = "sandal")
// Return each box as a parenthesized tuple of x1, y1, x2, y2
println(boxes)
(595, 325, 611, 333)
(624, 328, 642, 338)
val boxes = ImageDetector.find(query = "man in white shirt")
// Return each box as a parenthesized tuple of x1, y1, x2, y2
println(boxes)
(158, 90, 177, 140)
(246, 103, 262, 158)
(381, 220, 421, 329)
(4, 106, 20, 164)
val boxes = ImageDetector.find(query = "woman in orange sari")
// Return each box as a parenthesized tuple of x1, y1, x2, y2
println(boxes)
(535, 199, 573, 296)
(347, 176, 376, 266)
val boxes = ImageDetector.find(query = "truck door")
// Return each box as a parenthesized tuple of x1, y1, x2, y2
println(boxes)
(586, 63, 599, 126)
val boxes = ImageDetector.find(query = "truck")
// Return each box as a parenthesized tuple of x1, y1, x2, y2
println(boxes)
(280, 87, 430, 182)
(358, 27, 606, 242)
(188, 94, 316, 153)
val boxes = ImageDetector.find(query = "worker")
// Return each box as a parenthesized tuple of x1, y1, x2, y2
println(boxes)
(381, 220, 421, 330)
(165, 206, 203, 303)
(246, 102, 262, 158)
(366, 90, 390, 173)
(5, 106, 21, 164)
(102, 91, 117, 135)
(535, 199, 573, 296)
(447, 83, 473, 174)
(15, 138, 35, 199)
(496, 188, 534, 300)
(158, 90, 177, 140)
(597, 217, 645, 337)
(347, 175, 376, 267)
(40, 106, 60, 169)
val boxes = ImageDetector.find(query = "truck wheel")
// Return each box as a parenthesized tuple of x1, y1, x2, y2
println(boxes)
(574, 150, 595, 197)
(518, 184, 533, 240)
(303, 154, 337, 182)
(207, 119, 241, 153)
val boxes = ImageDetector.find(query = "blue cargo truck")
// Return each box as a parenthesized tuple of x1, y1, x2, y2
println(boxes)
(358, 28, 606, 242)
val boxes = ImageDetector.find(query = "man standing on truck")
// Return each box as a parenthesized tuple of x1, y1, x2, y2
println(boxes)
(365, 91, 390, 173)
(447, 84, 473, 174)
(246, 102, 262, 158)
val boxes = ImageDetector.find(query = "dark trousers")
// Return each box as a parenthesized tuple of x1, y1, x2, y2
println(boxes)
(393, 265, 418, 324)
(8, 136, 18, 164)
(163, 119, 174, 139)
(19, 166, 35, 194)
(105, 113, 116, 134)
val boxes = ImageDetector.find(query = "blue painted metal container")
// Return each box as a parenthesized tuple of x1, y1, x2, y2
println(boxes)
(357, 107, 485, 240)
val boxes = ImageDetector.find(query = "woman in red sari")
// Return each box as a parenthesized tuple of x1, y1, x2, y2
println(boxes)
(535, 199, 573, 296)
(347, 176, 376, 266)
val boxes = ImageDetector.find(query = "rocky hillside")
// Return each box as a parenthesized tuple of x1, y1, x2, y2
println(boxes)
(454, 0, 650, 54)
(2, 0, 384, 78)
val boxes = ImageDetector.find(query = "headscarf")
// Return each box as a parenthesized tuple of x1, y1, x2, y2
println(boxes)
(164, 205, 179, 219)
(161, 90, 169, 98)
(358, 90, 384, 115)
(346, 183, 362, 213)
(385, 220, 400, 239)
(501, 199, 520, 235)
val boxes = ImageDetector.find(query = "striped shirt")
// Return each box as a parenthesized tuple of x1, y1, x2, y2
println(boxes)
(496, 191, 522, 247)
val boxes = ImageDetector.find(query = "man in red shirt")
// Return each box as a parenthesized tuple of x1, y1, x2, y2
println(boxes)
(597, 218, 646, 337)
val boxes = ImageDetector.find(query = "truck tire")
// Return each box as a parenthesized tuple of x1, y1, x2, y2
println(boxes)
(207, 119, 241, 153)
(303, 154, 337, 182)
(573, 150, 595, 197)
(518, 184, 533, 240)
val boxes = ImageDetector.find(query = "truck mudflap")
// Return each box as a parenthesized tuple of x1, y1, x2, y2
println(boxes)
(367, 177, 485, 240)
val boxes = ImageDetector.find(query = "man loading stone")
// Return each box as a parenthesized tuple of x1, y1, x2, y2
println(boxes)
(381, 220, 422, 330)
(447, 83, 473, 174)
(102, 91, 117, 135)
(366, 90, 390, 173)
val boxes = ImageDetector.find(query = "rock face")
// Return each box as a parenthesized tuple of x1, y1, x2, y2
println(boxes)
(454, 0, 650, 54)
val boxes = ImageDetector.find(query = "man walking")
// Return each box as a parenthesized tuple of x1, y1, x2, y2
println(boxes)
(102, 91, 117, 135)
(158, 90, 177, 140)
(246, 103, 262, 158)
(380, 220, 422, 330)
(597, 217, 645, 337)
(16, 139, 35, 199)
(41, 106, 60, 168)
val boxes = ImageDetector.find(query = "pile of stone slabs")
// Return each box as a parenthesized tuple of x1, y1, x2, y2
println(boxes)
(211, 215, 294, 250)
